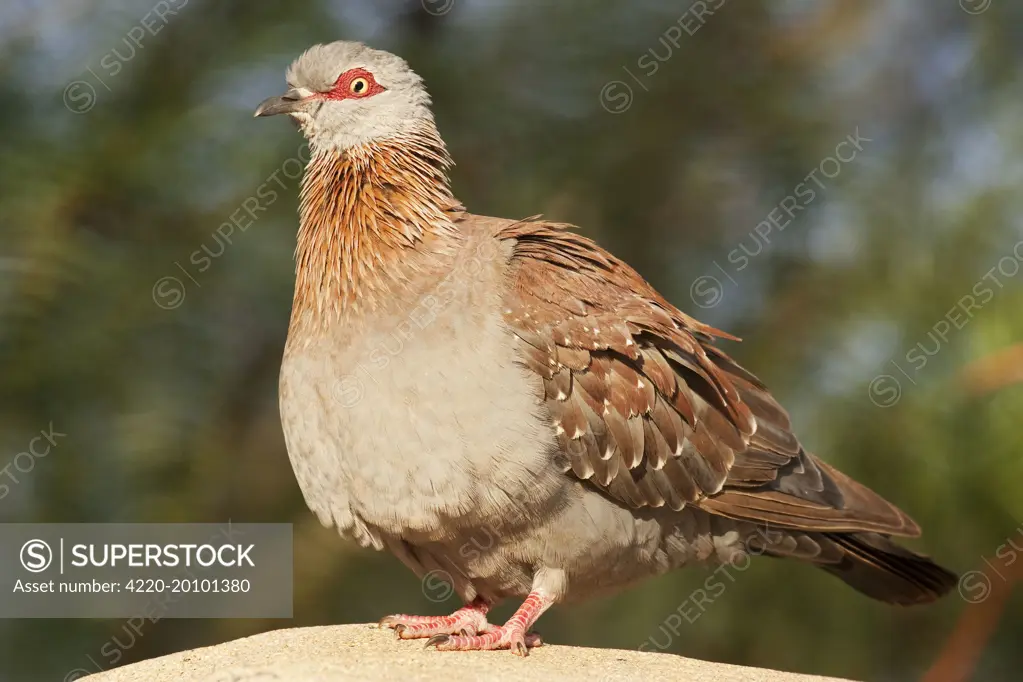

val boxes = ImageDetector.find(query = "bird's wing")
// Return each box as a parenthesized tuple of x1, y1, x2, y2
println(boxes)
(496, 218, 918, 536)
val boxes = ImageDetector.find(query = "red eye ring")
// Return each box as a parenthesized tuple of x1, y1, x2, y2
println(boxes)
(325, 68, 385, 101)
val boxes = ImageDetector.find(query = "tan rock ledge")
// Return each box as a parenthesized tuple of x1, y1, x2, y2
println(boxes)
(90, 623, 855, 682)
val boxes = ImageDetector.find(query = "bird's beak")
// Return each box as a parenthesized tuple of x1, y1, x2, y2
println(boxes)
(253, 88, 307, 118)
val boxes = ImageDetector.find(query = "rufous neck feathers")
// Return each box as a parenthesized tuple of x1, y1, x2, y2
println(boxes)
(294, 121, 464, 323)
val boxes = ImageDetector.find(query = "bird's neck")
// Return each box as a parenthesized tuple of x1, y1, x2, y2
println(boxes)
(293, 122, 464, 326)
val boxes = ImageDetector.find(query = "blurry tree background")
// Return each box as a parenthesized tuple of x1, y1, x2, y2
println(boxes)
(1, 1, 1022, 680)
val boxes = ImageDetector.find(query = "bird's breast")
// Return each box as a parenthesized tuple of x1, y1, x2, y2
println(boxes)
(278, 237, 560, 544)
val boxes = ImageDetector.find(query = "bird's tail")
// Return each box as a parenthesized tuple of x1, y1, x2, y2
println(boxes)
(703, 448, 957, 605)
(815, 531, 957, 605)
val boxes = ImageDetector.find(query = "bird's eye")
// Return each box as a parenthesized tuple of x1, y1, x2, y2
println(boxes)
(350, 78, 369, 95)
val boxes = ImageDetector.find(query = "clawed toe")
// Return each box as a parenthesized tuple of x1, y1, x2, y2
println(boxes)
(389, 591, 551, 654)
(515, 631, 543, 655)
(423, 625, 543, 654)
(377, 600, 491, 640)
(424, 634, 450, 649)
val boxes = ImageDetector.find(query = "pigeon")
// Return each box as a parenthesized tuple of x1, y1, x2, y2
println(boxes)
(255, 41, 956, 655)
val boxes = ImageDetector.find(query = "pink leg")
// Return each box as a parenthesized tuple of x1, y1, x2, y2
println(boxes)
(379, 597, 491, 639)
(425, 590, 553, 656)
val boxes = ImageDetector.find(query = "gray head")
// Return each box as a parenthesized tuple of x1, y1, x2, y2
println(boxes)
(254, 41, 435, 151)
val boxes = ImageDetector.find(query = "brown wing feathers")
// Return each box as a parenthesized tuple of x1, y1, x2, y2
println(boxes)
(499, 219, 921, 535)
(501, 221, 755, 509)
(496, 218, 956, 604)
(498, 218, 956, 604)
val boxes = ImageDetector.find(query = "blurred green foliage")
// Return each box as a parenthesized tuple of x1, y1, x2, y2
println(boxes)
(1, 1, 1022, 680)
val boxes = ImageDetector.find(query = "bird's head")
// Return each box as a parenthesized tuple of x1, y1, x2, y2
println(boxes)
(254, 41, 435, 152)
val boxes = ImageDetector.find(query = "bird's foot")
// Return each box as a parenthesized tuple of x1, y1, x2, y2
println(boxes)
(423, 590, 553, 656)
(378, 597, 491, 640)
(425, 624, 543, 656)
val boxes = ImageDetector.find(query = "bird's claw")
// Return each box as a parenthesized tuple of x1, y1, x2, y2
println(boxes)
(378, 607, 490, 640)
(424, 634, 449, 649)
(422, 625, 543, 653)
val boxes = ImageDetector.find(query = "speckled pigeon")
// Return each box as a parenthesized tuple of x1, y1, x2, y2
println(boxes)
(254, 41, 956, 655)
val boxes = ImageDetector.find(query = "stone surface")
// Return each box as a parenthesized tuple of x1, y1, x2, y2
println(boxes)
(90, 624, 856, 682)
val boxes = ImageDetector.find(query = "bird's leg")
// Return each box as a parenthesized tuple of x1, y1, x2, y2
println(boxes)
(425, 590, 553, 656)
(379, 597, 492, 639)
